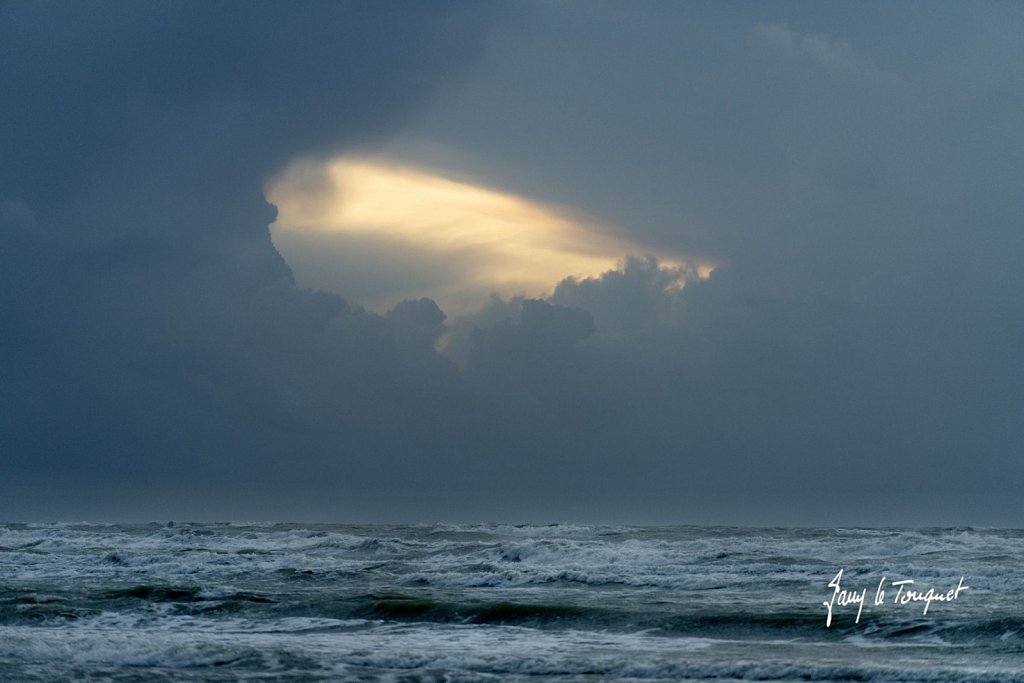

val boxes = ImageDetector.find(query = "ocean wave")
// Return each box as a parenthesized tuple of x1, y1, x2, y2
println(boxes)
(2, 524, 1022, 681)
(3, 619, 1020, 683)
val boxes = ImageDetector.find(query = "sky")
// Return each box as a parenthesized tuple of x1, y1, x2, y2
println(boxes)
(2, 0, 1022, 525)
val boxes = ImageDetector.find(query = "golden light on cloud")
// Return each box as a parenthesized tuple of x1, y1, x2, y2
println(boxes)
(267, 157, 703, 313)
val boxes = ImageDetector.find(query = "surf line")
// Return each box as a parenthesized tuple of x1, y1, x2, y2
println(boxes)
(822, 569, 969, 627)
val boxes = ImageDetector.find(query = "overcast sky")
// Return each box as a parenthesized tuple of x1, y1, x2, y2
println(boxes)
(2, 1, 1022, 525)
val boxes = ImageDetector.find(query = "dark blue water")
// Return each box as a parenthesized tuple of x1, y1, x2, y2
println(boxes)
(1, 523, 1021, 681)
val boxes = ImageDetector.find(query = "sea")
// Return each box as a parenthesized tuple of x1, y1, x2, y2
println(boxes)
(0, 523, 1021, 682)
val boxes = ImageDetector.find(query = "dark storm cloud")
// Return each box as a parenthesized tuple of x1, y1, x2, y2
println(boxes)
(1, 0, 502, 249)
(3, 1, 1023, 525)
(0, 1, 501, 520)
(373, 1, 1024, 525)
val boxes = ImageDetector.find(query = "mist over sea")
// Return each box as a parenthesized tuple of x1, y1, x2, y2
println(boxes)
(1, 523, 1021, 682)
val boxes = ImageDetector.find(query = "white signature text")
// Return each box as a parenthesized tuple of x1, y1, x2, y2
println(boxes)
(822, 569, 968, 627)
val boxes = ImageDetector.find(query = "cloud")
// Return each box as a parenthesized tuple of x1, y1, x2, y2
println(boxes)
(752, 22, 866, 74)
(0, 1, 503, 519)
(550, 256, 707, 341)
(386, 2, 1024, 524)
(2, 1, 1023, 525)
(267, 157, 699, 313)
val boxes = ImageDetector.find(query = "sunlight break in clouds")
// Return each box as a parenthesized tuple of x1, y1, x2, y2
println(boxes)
(267, 158, 700, 314)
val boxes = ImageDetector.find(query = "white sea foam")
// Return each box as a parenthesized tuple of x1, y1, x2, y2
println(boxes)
(4, 620, 1017, 682)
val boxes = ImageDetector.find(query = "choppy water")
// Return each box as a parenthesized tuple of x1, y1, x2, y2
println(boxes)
(1, 523, 1022, 681)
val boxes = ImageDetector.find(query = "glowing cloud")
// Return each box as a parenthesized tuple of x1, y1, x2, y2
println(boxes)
(267, 157, 698, 313)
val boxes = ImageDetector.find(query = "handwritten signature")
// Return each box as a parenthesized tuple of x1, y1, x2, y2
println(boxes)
(823, 569, 969, 627)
